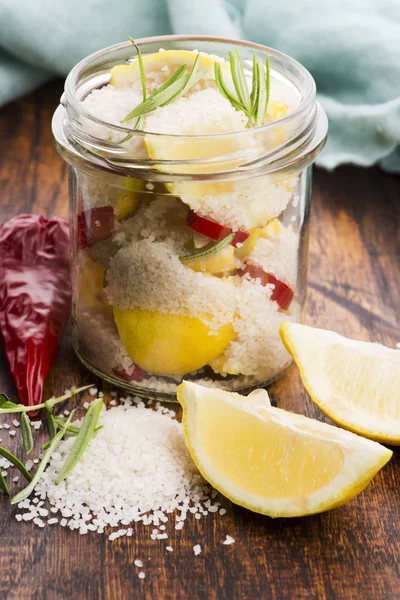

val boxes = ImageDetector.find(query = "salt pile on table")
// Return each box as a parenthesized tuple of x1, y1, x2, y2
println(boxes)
(15, 396, 222, 539)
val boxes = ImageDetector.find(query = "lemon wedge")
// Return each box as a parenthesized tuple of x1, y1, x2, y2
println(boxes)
(281, 322, 400, 444)
(113, 307, 235, 376)
(178, 381, 392, 517)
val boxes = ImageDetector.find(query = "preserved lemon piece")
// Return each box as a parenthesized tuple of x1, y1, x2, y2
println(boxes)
(113, 307, 236, 376)
(183, 244, 237, 275)
(110, 49, 224, 88)
(235, 219, 281, 260)
(114, 177, 145, 222)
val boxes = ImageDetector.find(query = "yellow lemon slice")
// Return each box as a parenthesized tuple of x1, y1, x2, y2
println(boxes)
(114, 50, 250, 179)
(178, 381, 392, 517)
(110, 49, 221, 88)
(114, 177, 145, 222)
(235, 219, 281, 260)
(113, 307, 235, 376)
(182, 244, 237, 275)
(281, 322, 400, 445)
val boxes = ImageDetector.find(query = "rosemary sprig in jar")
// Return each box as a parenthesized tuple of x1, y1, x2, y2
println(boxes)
(214, 49, 271, 128)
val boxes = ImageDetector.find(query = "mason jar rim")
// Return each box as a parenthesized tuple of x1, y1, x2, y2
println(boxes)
(53, 35, 328, 180)
(64, 35, 317, 140)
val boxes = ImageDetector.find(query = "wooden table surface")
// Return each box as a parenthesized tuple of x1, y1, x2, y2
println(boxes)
(0, 81, 399, 600)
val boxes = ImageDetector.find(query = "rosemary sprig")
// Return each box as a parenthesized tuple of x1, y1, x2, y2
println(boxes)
(55, 398, 103, 485)
(47, 412, 58, 441)
(0, 394, 19, 410)
(0, 447, 32, 482)
(21, 413, 33, 456)
(0, 385, 92, 415)
(121, 41, 204, 125)
(180, 232, 235, 261)
(215, 50, 271, 128)
(54, 416, 81, 435)
(40, 416, 102, 451)
(0, 471, 9, 495)
(128, 38, 146, 131)
(10, 411, 75, 505)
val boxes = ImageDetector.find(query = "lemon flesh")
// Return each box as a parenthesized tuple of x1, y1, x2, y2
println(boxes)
(110, 50, 221, 88)
(281, 322, 400, 444)
(178, 381, 392, 517)
(183, 244, 237, 275)
(113, 307, 235, 376)
(114, 177, 145, 222)
(235, 219, 281, 260)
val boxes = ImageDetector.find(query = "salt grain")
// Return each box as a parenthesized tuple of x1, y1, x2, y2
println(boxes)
(166, 546, 173, 552)
(223, 535, 235, 545)
(12, 419, 20, 427)
(193, 544, 202, 556)
(138, 572, 146, 580)
(134, 559, 143, 568)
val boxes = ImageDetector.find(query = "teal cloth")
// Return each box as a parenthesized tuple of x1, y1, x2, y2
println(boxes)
(1, 0, 400, 172)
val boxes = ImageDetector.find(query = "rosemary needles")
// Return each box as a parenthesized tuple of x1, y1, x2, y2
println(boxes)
(121, 41, 204, 125)
(215, 49, 271, 128)
(121, 39, 271, 129)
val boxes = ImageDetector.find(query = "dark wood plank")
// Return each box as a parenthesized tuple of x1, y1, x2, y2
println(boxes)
(0, 81, 399, 600)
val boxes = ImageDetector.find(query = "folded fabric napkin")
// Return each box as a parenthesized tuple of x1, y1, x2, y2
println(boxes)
(1, 0, 399, 172)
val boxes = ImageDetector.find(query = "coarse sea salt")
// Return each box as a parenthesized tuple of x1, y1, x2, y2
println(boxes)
(15, 397, 221, 542)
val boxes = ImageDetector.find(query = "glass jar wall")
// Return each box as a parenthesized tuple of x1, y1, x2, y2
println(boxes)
(53, 35, 327, 399)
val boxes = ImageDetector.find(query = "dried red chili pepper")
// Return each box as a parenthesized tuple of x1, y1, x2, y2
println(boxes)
(77, 206, 114, 249)
(0, 215, 71, 414)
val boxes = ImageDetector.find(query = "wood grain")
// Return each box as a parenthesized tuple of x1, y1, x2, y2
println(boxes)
(0, 81, 399, 600)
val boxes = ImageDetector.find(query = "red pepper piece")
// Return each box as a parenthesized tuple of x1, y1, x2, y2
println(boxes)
(0, 215, 71, 414)
(78, 206, 114, 249)
(231, 230, 250, 247)
(238, 264, 294, 310)
(186, 210, 249, 247)
(113, 365, 146, 383)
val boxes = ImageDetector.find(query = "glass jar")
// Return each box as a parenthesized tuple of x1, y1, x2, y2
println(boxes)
(52, 35, 328, 400)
